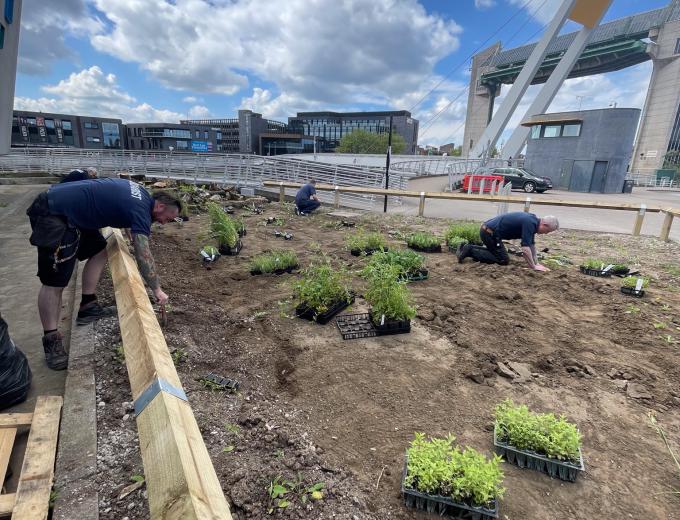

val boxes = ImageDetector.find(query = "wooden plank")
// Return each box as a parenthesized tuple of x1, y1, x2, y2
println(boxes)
(278, 182, 285, 203)
(0, 493, 15, 517)
(0, 413, 33, 428)
(12, 396, 63, 520)
(418, 192, 425, 217)
(0, 428, 16, 485)
(632, 205, 646, 236)
(660, 211, 674, 242)
(106, 228, 232, 520)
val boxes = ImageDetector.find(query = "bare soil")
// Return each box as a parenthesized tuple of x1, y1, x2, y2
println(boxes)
(94, 202, 680, 519)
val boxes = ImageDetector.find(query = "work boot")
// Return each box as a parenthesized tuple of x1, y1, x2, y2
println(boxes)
(457, 243, 471, 264)
(42, 332, 68, 370)
(77, 302, 117, 325)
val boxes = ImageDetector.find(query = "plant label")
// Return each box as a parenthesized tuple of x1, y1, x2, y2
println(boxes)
(602, 264, 614, 273)
(635, 278, 644, 292)
(381, 314, 385, 326)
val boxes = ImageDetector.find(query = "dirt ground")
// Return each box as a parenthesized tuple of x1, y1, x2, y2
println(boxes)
(93, 201, 680, 519)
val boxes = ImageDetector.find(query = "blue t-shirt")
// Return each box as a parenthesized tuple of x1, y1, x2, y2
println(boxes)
(61, 169, 90, 183)
(484, 212, 539, 246)
(295, 183, 316, 204)
(47, 178, 154, 236)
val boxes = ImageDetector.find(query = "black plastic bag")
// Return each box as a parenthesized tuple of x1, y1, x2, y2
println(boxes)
(0, 313, 32, 410)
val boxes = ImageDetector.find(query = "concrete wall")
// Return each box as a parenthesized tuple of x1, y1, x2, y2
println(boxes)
(0, 0, 22, 155)
(524, 108, 640, 193)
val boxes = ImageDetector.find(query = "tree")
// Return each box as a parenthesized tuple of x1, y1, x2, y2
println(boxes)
(335, 129, 406, 154)
(451, 145, 462, 157)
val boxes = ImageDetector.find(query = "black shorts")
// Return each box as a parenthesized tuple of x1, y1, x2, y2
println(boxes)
(36, 228, 107, 288)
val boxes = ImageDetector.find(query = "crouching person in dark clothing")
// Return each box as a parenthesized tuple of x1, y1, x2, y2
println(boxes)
(457, 212, 559, 271)
(295, 179, 321, 214)
(26, 178, 181, 370)
(60, 167, 98, 183)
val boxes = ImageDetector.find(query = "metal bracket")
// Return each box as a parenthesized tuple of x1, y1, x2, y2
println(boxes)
(134, 377, 187, 416)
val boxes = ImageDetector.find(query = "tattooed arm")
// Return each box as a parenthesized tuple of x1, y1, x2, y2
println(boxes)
(132, 233, 169, 303)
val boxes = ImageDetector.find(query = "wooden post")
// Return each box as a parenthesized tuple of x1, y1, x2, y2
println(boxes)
(418, 192, 426, 217)
(632, 203, 646, 236)
(279, 182, 285, 203)
(479, 179, 485, 196)
(334, 186, 340, 208)
(660, 211, 674, 242)
(524, 197, 531, 212)
(106, 229, 232, 520)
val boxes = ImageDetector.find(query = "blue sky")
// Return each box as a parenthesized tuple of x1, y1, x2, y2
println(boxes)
(14, 0, 669, 146)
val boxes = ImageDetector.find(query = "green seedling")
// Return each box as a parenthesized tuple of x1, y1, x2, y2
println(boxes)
(206, 202, 238, 249)
(660, 334, 675, 344)
(362, 249, 425, 279)
(253, 311, 267, 320)
(223, 445, 235, 453)
(130, 474, 145, 483)
(444, 222, 482, 246)
(114, 343, 125, 364)
(622, 276, 649, 288)
(625, 304, 641, 314)
(653, 322, 667, 330)
(250, 250, 299, 274)
(649, 413, 680, 496)
(406, 232, 440, 249)
(494, 399, 581, 463)
(293, 258, 353, 314)
(199, 378, 224, 391)
(171, 347, 187, 366)
(345, 229, 387, 253)
(225, 423, 241, 436)
(364, 263, 416, 324)
(581, 258, 606, 270)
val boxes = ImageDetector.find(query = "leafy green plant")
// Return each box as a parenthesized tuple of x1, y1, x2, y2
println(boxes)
(446, 235, 468, 250)
(293, 259, 353, 314)
(406, 232, 440, 249)
(625, 304, 641, 314)
(267, 474, 324, 513)
(206, 202, 238, 249)
(250, 250, 299, 274)
(610, 263, 629, 275)
(404, 433, 504, 508)
(362, 249, 425, 278)
(233, 217, 245, 234)
(581, 258, 605, 270)
(114, 343, 125, 364)
(364, 263, 416, 323)
(622, 276, 649, 288)
(171, 347, 187, 366)
(199, 378, 224, 391)
(444, 222, 482, 246)
(130, 474, 145, 483)
(345, 229, 386, 253)
(494, 399, 581, 462)
(222, 445, 235, 453)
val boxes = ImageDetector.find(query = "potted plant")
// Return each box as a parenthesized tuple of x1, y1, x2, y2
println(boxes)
(579, 258, 612, 277)
(444, 222, 481, 252)
(206, 202, 241, 255)
(364, 263, 416, 334)
(620, 275, 648, 297)
(362, 249, 428, 281)
(294, 259, 354, 324)
(234, 217, 246, 237)
(406, 232, 442, 253)
(402, 433, 504, 519)
(493, 399, 584, 482)
(346, 229, 387, 256)
(250, 250, 299, 275)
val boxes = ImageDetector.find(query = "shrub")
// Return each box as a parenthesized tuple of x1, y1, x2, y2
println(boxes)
(206, 202, 238, 249)
(293, 259, 353, 314)
(364, 263, 416, 323)
(233, 217, 245, 234)
(494, 399, 581, 462)
(345, 229, 387, 253)
(446, 236, 468, 250)
(444, 222, 482, 246)
(250, 250, 299, 274)
(404, 433, 504, 508)
(406, 232, 440, 249)
(362, 249, 425, 278)
(622, 276, 649, 288)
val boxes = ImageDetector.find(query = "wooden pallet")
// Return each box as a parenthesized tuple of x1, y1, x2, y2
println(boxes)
(0, 396, 63, 520)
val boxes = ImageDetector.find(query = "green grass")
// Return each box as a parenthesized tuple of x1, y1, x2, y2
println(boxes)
(345, 229, 387, 253)
(206, 202, 238, 249)
(250, 250, 299, 274)
(622, 276, 649, 289)
(581, 258, 605, 270)
(406, 232, 440, 249)
(293, 258, 353, 314)
(444, 222, 482, 246)
(362, 249, 425, 278)
(364, 263, 416, 323)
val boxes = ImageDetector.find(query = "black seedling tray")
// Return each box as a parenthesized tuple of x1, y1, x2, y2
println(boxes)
(201, 373, 240, 391)
(493, 426, 584, 482)
(621, 286, 645, 298)
(238, 228, 247, 237)
(408, 243, 442, 253)
(350, 247, 388, 257)
(336, 313, 378, 340)
(405, 268, 429, 282)
(447, 242, 467, 254)
(219, 240, 242, 256)
(341, 220, 356, 227)
(579, 266, 612, 277)
(296, 295, 355, 325)
(370, 311, 411, 335)
(401, 460, 499, 519)
(250, 265, 298, 276)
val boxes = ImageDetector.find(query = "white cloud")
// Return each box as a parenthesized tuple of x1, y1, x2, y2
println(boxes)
(187, 105, 213, 119)
(182, 96, 201, 104)
(14, 66, 184, 123)
(507, 0, 564, 25)
(475, 0, 497, 9)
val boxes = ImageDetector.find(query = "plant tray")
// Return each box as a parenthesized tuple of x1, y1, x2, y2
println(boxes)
(369, 311, 411, 335)
(405, 268, 429, 282)
(201, 372, 240, 391)
(336, 313, 378, 340)
(493, 426, 584, 482)
(238, 228, 247, 237)
(250, 265, 298, 276)
(296, 295, 355, 325)
(621, 286, 645, 298)
(219, 240, 242, 256)
(447, 242, 467, 254)
(350, 247, 388, 257)
(401, 460, 499, 519)
(408, 243, 442, 253)
(579, 266, 611, 277)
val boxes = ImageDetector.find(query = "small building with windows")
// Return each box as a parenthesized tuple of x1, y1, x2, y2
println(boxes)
(521, 107, 640, 193)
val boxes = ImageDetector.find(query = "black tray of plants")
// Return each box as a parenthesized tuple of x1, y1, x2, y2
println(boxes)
(369, 311, 411, 335)
(219, 239, 242, 256)
(296, 294, 355, 325)
(350, 247, 388, 257)
(408, 243, 442, 253)
(250, 265, 297, 276)
(405, 268, 429, 282)
(579, 266, 611, 277)
(238, 228, 247, 237)
(401, 462, 499, 520)
(620, 286, 644, 298)
(201, 372, 240, 392)
(493, 426, 584, 482)
(336, 313, 378, 340)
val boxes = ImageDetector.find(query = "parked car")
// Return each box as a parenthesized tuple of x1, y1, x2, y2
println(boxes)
(474, 167, 553, 193)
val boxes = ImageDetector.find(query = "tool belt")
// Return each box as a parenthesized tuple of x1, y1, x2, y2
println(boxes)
(27, 192, 80, 270)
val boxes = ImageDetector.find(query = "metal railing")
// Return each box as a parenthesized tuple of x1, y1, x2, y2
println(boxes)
(626, 172, 678, 188)
(0, 148, 414, 210)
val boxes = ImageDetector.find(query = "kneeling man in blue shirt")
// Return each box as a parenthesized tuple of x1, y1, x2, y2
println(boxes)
(457, 212, 559, 271)
(295, 179, 320, 214)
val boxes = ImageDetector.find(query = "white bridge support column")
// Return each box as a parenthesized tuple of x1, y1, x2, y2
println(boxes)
(470, 0, 577, 159)
(502, 1, 612, 159)
(0, 0, 23, 155)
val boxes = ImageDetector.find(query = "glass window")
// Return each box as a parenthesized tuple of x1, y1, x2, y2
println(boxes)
(195, 130, 200, 138)
(27, 117, 36, 125)
(102, 122, 121, 148)
(216, 132, 222, 140)
(562, 123, 581, 137)
(176, 140, 188, 150)
(62, 120, 72, 130)
(543, 125, 561, 138)
(86, 136, 101, 143)
(84, 122, 99, 129)
(203, 131, 208, 139)
(44, 119, 55, 129)
(530, 125, 540, 139)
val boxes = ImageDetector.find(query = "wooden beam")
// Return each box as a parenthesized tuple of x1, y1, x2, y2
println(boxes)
(0, 493, 15, 517)
(12, 396, 63, 520)
(0, 428, 16, 485)
(106, 229, 232, 520)
(334, 186, 340, 209)
(632, 204, 646, 236)
(278, 182, 285, 203)
(660, 211, 675, 242)
(418, 192, 425, 217)
(0, 413, 33, 428)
